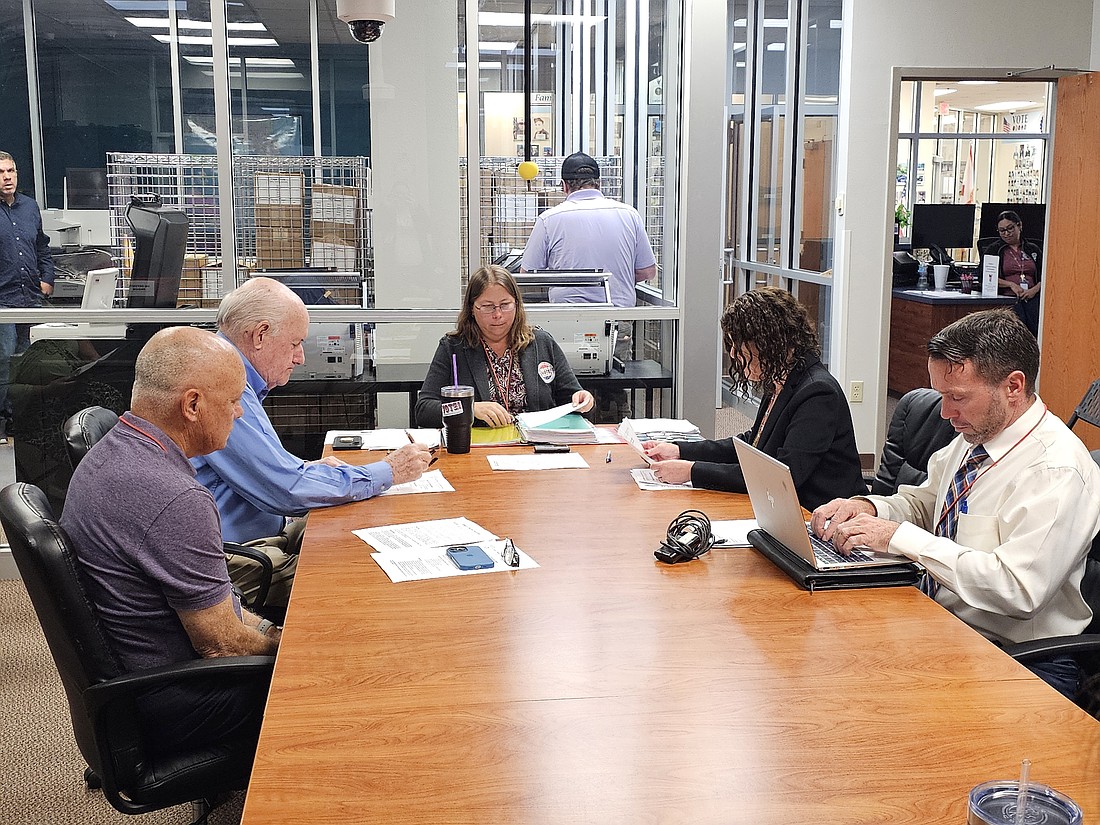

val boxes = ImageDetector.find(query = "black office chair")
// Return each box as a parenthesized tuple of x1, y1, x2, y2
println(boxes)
(1067, 377, 1100, 433)
(62, 405, 119, 469)
(61, 406, 275, 612)
(0, 482, 274, 824)
(1004, 451, 1100, 718)
(871, 388, 957, 495)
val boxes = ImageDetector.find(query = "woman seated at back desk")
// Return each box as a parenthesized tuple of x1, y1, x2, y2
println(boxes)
(416, 265, 594, 428)
(643, 287, 865, 510)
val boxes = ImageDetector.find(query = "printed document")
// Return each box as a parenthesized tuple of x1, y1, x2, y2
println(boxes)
(710, 519, 759, 547)
(378, 469, 454, 496)
(487, 453, 589, 471)
(369, 538, 539, 583)
(630, 468, 693, 490)
(354, 517, 497, 552)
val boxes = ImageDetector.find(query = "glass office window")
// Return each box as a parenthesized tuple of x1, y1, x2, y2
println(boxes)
(726, 1, 749, 256)
(752, 0, 788, 266)
(317, 0, 372, 160)
(226, 4, 312, 156)
(177, 2, 218, 155)
(0, 0, 32, 194)
(795, 0, 841, 274)
(33, 0, 170, 207)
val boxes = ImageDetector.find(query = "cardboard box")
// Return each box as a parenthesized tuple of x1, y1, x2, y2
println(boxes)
(176, 253, 208, 307)
(310, 184, 358, 270)
(255, 173, 304, 270)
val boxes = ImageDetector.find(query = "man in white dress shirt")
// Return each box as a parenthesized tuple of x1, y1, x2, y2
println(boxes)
(812, 309, 1100, 698)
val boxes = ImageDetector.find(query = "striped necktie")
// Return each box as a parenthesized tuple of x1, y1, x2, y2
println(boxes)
(922, 444, 989, 597)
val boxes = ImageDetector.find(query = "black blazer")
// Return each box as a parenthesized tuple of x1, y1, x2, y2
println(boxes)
(676, 357, 865, 510)
(415, 328, 582, 428)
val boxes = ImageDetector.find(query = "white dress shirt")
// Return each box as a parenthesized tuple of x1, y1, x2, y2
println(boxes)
(867, 396, 1100, 645)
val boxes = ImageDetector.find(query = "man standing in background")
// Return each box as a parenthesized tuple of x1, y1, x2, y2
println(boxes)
(520, 151, 656, 420)
(0, 151, 55, 442)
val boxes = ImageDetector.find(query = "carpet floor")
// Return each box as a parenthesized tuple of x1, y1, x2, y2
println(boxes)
(0, 580, 245, 824)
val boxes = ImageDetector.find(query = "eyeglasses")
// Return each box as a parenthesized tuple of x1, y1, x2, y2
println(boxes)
(501, 537, 520, 567)
(473, 300, 516, 315)
(997, 224, 1019, 235)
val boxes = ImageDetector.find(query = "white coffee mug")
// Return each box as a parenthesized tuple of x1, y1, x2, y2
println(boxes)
(933, 264, 950, 291)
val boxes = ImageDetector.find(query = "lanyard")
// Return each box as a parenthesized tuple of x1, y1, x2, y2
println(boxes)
(118, 416, 168, 454)
(483, 342, 514, 413)
(933, 405, 1047, 533)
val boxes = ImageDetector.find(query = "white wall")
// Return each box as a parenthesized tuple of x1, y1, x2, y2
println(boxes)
(833, 0, 1095, 453)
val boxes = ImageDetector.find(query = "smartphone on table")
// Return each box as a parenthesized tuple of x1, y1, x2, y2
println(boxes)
(445, 545, 495, 570)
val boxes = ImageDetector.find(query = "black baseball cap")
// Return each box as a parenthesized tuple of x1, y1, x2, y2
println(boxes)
(560, 152, 600, 180)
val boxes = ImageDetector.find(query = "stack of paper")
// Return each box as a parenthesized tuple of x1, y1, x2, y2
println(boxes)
(470, 424, 524, 447)
(516, 403, 598, 444)
(618, 418, 702, 461)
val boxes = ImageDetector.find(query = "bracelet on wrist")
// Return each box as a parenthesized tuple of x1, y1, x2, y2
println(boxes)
(256, 619, 275, 637)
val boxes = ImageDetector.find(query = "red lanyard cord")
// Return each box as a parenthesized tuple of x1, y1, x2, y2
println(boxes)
(118, 416, 169, 454)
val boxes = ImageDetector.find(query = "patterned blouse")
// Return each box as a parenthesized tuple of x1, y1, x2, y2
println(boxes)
(483, 344, 527, 414)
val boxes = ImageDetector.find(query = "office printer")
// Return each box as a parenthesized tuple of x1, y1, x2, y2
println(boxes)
(515, 271, 616, 376)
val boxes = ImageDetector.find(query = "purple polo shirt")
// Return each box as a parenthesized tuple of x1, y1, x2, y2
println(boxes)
(521, 189, 656, 307)
(61, 412, 236, 673)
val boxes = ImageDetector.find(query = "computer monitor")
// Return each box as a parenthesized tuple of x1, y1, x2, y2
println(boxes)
(125, 196, 187, 309)
(978, 202, 1047, 243)
(65, 168, 109, 210)
(910, 204, 976, 266)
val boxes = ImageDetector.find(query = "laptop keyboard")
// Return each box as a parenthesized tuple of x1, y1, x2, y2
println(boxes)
(807, 529, 875, 565)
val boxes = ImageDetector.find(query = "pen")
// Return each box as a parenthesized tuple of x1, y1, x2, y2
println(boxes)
(408, 429, 437, 466)
(405, 430, 416, 444)
(605, 450, 612, 463)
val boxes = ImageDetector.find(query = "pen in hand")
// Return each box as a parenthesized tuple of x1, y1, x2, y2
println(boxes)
(407, 430, 438, 467)
(605, 450, 612, 463)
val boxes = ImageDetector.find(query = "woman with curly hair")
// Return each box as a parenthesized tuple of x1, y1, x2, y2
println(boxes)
(643, 287, 865, 509)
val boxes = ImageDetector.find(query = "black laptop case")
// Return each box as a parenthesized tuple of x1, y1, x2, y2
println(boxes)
(748, 529, 922, 592)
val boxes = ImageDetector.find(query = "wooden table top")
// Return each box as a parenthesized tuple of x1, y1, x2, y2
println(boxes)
(242, 441, 1100, 824)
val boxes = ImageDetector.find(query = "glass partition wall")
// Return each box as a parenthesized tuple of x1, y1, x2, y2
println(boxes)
(722, 0, 842, 402)
(1, 0, 684, 422)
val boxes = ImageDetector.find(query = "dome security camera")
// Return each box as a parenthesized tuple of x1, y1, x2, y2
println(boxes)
(337, 0, 396, 44)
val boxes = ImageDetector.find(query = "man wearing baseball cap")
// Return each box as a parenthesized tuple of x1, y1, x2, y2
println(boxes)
(520, 152, 656, 309)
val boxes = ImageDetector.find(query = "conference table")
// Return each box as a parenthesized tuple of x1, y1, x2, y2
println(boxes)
(242, 440, 1100, 824)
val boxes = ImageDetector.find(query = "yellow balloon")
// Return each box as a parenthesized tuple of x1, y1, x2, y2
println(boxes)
(517, 161, 539, 181)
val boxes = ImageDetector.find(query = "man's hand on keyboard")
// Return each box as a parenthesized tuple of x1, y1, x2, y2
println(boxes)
(825, 513, 900, 555)
(810, 497, 875, 539)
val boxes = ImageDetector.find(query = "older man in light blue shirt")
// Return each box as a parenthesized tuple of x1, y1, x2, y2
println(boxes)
(192, 277, 430, 606)
(520, 152, 656, 308)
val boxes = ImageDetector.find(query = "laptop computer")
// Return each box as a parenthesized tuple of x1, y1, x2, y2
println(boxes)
(732, 438, 907, 570)
(81, 267, 118, 311)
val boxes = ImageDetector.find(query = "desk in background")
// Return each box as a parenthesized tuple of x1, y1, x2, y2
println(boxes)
(889, 289, 1016, 395)
(369, 359, 673, 422)
(242, 441, 1100, 824)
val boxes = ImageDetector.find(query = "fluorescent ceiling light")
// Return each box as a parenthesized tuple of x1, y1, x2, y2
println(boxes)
(735, 61, 746, 68)
(959, 80, 998, 85)
(766, 42, 785, 51)
(126, 17, 267, 32)
(152, 34, 278, 46)
(734, 18, 747, 26)
(829, 19, 842, 28)
(732, 41, 746, 51)
(183, 56, 295, 66)
(763, 19, 788, 27)
(479, 42, 517, 51)
(940, 115, 957, 125)
(934, 88, 957, 97)
(974, 100, 1038, 112)
(805, 95, 837, 104)
(478, 12, 605, 27)
(108, 0, 185, 10)
(201, 71, 304, 80)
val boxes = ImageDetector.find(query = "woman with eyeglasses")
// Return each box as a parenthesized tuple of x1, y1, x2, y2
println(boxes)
(643, 287, 864, 510)
(990, 210, 1042, 336)
(416, 265, 595, 428)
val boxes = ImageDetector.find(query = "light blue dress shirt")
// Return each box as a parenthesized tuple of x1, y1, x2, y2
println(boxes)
(191, 339, 394, 543)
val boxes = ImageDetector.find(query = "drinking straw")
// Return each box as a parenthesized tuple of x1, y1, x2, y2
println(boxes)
(452, 353, 458, 386)
(1015, 758, 1031, 825)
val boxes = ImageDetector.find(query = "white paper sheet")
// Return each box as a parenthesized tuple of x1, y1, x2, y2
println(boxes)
(487, 453, 590, 471)
(515, 402, 580, 430)
(378, 470, 454, 496)
(630, 468, 693, 490)
(369, 538, 540, 583)
(324, 429, 442, 450)
(710, 519, 759, 548)
(353, 517, 498, 552)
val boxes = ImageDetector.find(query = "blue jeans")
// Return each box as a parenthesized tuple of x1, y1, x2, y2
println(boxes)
(0, 322, 31, 422)
(1027, 654, 1082, 702)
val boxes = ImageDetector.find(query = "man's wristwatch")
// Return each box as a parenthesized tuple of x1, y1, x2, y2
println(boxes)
(256, 619, 275, 637)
